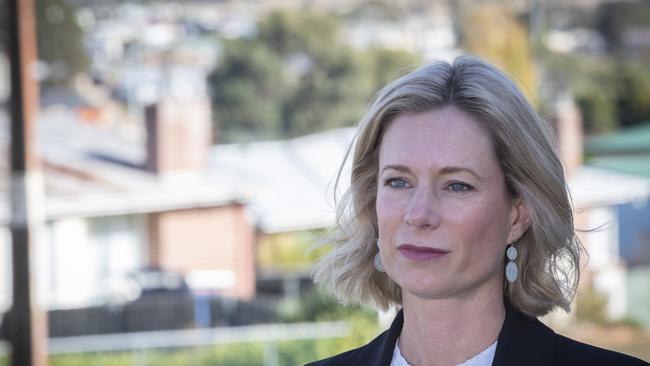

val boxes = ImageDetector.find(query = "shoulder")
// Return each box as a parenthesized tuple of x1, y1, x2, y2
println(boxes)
(495, 304, 649, 366)
(554, 333, 648, 366)
(305, 310, 404, 366)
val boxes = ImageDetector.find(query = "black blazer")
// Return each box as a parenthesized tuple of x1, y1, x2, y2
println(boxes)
(306, 305, 649, 366)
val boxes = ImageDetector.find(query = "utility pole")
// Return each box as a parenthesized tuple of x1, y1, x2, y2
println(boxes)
(7, 0, 48, 365)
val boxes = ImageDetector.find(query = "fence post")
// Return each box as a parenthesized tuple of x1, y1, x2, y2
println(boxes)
(263, 341, 279, 366)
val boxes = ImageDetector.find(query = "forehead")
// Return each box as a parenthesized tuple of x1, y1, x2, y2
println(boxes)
(378, 107, 498, 171)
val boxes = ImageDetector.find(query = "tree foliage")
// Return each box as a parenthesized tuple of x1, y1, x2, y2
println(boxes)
(36, 0, 88, 85)
(208, 10, 420, 143)
(616, 60, 650, 128)
(598, 2, 650, 54)
(208, 38, 289, 142)
(461, 4, 538, 105)
(542, 52, 650, 134)
(365, 47, 421, 92)
(258, 10, 341, 57)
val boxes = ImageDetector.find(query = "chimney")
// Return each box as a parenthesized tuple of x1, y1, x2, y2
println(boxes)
(554, 94, 583, 178)
(145, 96, 212, 176)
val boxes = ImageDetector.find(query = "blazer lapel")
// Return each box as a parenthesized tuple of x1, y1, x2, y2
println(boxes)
(357, 309, 404, 365)
(364, 305, 557, 366)
(492, 304, 557, 366)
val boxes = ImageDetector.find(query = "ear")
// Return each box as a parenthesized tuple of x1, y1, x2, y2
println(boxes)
(507, 196, 531, 244)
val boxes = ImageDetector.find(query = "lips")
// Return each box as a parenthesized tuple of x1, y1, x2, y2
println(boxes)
(398, 244, 449, 261)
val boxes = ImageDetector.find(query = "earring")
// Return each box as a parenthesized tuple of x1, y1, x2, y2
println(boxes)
(505, 244, 518, 283)
(374, 239, 385, 272)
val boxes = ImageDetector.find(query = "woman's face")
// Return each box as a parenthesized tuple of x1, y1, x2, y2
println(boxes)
(376, 106, 528, 302)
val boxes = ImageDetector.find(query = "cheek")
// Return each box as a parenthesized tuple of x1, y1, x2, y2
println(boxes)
(449, 200, 511, 264)
(376, 193, 405, 237)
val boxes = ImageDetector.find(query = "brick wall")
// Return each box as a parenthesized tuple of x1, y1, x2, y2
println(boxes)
(148, 204, 255, 299)
(145, 97, 212, 175)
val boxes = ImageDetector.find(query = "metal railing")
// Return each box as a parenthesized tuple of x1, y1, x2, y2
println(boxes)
(0, 321, 349, 366)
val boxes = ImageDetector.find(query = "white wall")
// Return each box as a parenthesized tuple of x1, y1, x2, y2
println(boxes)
(585, 206, 627, 319)
(0, 53, 8, 102)
(46, 214, 147, 309)
(46, 218, 92, 308)
(0, 214, 148, 311)
(0, 227, 12, 312)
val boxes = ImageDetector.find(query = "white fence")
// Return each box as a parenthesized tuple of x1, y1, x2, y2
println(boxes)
(0, 321, 349, 366)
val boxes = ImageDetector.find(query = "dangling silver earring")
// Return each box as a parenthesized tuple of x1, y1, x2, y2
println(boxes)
(505, 244, 518, 283)
(374, 239, 385, 272)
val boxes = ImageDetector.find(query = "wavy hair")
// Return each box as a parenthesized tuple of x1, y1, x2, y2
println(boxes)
(311, 55, 582, 317)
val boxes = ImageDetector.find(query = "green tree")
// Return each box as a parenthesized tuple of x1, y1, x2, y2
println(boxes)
(208, 10, 422, 143)
(283, 46, 372, 136)
(569, 57, 619, 134)
(36, 0, 88, 85)
(258, 10, 341, 58)
(258, 11, 372, 137)
(541, 52, 650, 134)
(364, 47, 421, 92)
(461, 4, 538, 105)
(208, 38, 289, 142)
(617, 60, 650, 127)
(284, 45, 421, 136)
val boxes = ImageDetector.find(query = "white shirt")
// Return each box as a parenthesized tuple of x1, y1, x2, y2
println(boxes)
(390, 339, 498, 366)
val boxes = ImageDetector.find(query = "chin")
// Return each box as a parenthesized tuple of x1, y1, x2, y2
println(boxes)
(395, 274, 452, 300)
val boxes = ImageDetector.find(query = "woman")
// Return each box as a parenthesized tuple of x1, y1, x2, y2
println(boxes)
(307, 56, 648, 366)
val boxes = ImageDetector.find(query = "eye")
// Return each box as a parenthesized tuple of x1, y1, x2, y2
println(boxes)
(384, 177, 411, 189)
(446, 181, 474, 192)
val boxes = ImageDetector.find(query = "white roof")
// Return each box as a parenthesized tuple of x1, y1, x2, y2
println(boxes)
(209, 128, 355, 233)
(568, 166, 650, 208)
(0, 108, 247, 224)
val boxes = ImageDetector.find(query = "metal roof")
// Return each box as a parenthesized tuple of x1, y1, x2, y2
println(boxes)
(208, 128, 355, 233)
(0, 107, 246, 225)
(585, 122, 650, 154)
(584, 122, 650, 178)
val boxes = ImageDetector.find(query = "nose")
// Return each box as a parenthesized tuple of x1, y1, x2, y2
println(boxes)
(404, 187, 441, 229)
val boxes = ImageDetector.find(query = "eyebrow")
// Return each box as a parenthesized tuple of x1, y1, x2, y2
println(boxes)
(380, 164, 482, 181)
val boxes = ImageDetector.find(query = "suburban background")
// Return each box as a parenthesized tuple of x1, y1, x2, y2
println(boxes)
(0, 0, 649, 364)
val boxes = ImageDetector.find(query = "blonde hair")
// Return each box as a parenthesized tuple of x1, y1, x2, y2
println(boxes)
(312, 55, 581, 317)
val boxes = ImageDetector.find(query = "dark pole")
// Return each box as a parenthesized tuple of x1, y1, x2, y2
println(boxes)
(7, 0, 48, 365)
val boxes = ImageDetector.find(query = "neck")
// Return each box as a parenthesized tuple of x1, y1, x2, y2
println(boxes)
(399, 287, 505, 366)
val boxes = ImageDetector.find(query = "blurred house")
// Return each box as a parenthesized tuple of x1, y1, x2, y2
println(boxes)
(569, 166, 650, 325)
(541, 0, 650, 56)
(544, 28, 606, 54)
(342, 1, 459, 60)
(581, 122, 650, 328)
(0, 95, 256, 311)
(209, 128, 356, 297)
(555, 98, 650, 328)
(598, 1, 650, 54)
(0, 97, 354, 317)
